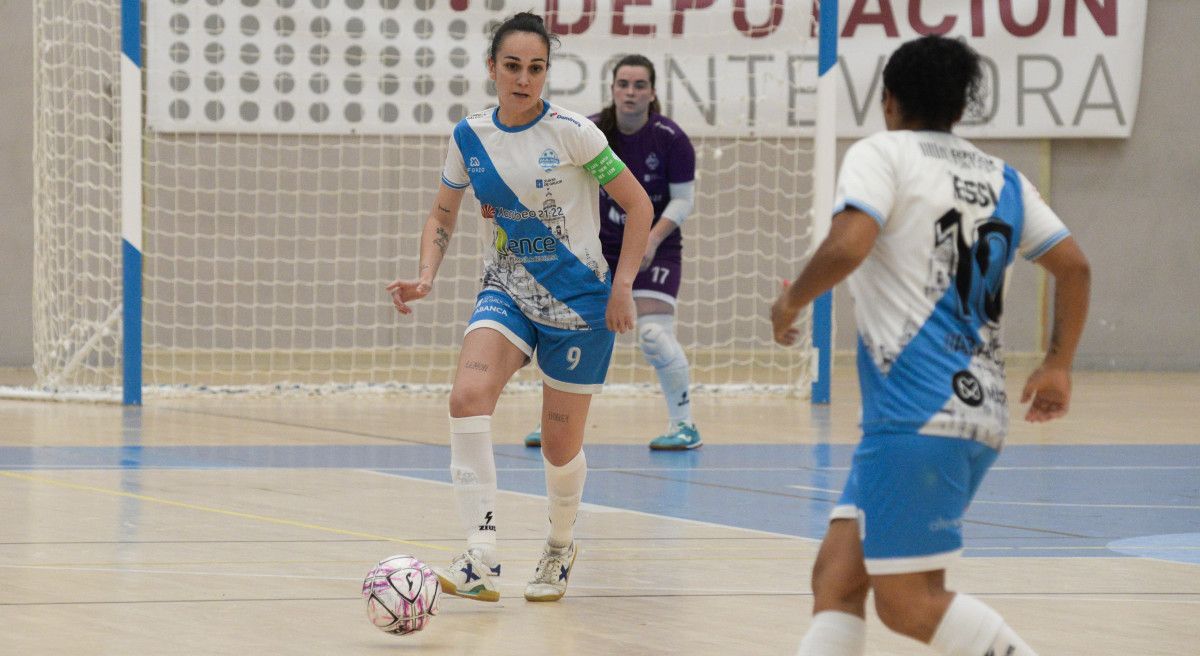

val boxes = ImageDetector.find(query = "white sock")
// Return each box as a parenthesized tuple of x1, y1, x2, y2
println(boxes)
(931, 594, 1037, 656)
(796, 611, 866, 656)
(543, 451, 587, 548)
(637, 314, 692, 428)
(449, 415, 498, 567)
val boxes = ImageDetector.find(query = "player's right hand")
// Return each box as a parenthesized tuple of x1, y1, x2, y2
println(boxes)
(1020, 364, 1072, 422)
(386, 279, 432, 315)
(605, 284, 636, 334)
(770, 280, 801, 346)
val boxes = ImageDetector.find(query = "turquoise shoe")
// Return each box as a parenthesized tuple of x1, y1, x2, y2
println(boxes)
(524, 425, 542, 448)
(648, 422, 702, 450)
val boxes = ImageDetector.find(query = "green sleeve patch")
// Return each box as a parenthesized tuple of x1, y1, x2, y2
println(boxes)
(583, 146, 626, 185)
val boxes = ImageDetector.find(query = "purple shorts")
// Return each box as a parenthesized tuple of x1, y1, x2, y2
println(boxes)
(605, 250, 682, 306)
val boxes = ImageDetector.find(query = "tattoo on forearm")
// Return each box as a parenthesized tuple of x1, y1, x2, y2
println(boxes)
(464, 360, 489, 372)
(433, 226, 450, 254)
(1047, 313, 1063, 356)
(547, 411, 569, 423)
(418, 263, 432, 272)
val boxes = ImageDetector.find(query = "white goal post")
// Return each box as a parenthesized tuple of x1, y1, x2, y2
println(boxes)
(24, 0, 837, 404)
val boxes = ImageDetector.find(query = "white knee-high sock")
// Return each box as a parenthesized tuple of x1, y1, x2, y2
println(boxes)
(637, 314, 692, 428)
(449, 415, 498, 567)
(796, 611, 866, 656)
(931, 594, 1037, 656)
(543, 451, 587, 548)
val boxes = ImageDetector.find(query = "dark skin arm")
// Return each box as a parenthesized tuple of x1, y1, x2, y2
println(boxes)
(1021, 236, 1090, 422)
(770, 209, 880, 345)
(772, 209, 1090, 424)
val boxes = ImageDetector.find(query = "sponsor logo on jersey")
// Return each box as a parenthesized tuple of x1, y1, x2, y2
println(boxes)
(467, 156, 486, 174)
(475, 303, 509, 317)
(538, 148, 560, 172)
(952, 370, 985, 407)
(495, 207, 540, 221)
(645, 152, 659, 170)
(480, 203, 495, 219)
(494, 226, 508, 255)
(494, 225, 558, 262)
(551, 112, 582, 127)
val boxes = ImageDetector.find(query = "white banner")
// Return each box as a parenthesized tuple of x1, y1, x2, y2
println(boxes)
(831, 0, 1146, 138)
(146, 1, 1145, 139)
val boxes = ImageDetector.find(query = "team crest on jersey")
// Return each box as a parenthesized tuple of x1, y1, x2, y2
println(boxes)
(645, 152, 659, 170)
(538, 148, 560, 172)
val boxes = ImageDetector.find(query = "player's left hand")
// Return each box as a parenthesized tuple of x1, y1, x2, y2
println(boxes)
(770, 280, 801, 346)
(639, 242, 660, 272)
(1021, 364, 1072, 422)
(606, 285, 636, 333)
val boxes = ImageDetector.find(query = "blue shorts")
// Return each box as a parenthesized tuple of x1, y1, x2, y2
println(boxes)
(465, 290, 615, 394)
(831, 432, 998, 575)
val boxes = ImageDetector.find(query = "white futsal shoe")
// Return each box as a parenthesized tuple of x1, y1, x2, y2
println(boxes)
(524, 541, 578, 602)
(433, 548, 500, 602)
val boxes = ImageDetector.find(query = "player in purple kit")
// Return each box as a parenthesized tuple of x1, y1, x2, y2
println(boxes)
(525, 54, 701, 450)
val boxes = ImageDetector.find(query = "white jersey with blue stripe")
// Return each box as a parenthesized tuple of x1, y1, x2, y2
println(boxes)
(835, 130, 1070, 448)
(442, 101, 614, 331)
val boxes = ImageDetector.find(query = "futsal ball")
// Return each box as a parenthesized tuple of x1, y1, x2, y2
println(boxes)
(362, 555, 441, 635)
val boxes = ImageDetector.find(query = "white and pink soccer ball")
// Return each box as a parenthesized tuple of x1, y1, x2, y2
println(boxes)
(362, 555, 441, 636)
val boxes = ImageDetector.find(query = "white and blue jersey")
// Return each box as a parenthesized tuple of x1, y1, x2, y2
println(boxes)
(442, 101, 627, 393)
(835, 130, 1069, 449)
(830, 130, 1070, 573)
(442, 102, 624, 332)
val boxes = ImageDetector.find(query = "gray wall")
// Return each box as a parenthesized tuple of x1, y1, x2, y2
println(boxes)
(2, 2, 1197, 370)
(1049, 0, 1200, 370)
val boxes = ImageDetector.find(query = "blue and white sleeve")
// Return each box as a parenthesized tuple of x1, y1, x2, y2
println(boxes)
(1017, 171, 1070, 260)
(440, 130, 470, 190)
(833, 134, 898, 227)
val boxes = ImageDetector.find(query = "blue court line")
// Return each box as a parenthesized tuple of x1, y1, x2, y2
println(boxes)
(2, 444, 1197, 562)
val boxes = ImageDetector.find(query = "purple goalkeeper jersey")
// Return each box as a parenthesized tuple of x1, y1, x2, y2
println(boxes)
(590, 113, 696, 259)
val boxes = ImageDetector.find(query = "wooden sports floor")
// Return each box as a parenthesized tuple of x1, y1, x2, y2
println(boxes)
(1, 367, 1197, 655)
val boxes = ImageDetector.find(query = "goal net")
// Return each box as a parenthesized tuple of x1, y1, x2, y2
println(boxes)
(29, 0, 834, 401)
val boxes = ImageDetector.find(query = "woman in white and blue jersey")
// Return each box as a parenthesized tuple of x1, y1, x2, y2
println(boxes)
(772, 36, 1091, 656)
(386, 12, 653, 604)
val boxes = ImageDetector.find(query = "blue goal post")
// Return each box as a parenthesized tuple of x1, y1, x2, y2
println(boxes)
(811, 0, 838, 405)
